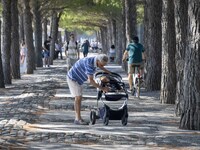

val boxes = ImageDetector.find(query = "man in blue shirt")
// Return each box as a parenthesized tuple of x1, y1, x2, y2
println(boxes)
(122, 36, 146, 92)
(67, 54, 110, 125)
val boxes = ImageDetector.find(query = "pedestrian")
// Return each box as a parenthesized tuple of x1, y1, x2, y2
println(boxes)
(20, 40, 27, 74)
(109, 45, 116, 62)
(122, 36, 147, 93)
(55, 40, 63, 59)
(81, 40, 90, 57)
(43, 36, 52, 67)
(65, 33, 79, 71)
(67, 54, 111, 125)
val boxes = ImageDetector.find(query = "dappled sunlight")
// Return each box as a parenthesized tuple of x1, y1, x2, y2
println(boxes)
(55, 92, 97, 98)
(23, 121, 152, 136)
(105, 65, 122, 69)
(0, 93, 38, 100)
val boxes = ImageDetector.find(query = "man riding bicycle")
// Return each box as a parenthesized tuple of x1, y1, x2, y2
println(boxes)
(122, 36, 146, 93)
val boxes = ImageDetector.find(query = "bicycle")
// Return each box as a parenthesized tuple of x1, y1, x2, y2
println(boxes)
(131, 65, 143, 98)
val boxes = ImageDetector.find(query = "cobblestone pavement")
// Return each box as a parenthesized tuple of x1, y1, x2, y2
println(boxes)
(0, 53, 200, 150)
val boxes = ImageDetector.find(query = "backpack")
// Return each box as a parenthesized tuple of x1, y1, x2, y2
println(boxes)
(65, 41, 78, 51)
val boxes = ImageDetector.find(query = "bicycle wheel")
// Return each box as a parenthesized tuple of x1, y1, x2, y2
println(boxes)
(136, 78, 141, 98)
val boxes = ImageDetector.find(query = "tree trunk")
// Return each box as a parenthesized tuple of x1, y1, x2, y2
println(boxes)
(11, 0, 20, 79)
(111, 19, 117, 46)
(0, 20, 5, 88)
(160, 0, 176, 104)
(174, 0, 188, 116)
(43, 18, 48, 41)
(115, 20, 123, 65)
(100, 27, 107, 54)
(2, 0, 12, 84)
(64, 29, 70, 43)
(179, 0, 200, 130)
(143, 1, 149, 55)
(121, 0, 128, 72)
(57, 31, 62, 44)
(23, 0, 35, 74)
(33, 0, 43, 67)
(124, 0, 137, 43)
(18, 2, 24, 43)
(145, 0, 162, 91)
(50, 11, 59, 64)
(107, 20, 112, 51)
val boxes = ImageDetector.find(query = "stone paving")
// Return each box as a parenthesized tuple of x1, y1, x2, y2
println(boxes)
(0, 53, 200, 150)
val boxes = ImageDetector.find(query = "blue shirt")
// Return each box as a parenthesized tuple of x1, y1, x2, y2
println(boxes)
(67, 57, 96, 85)
(126, 43, 144, 64)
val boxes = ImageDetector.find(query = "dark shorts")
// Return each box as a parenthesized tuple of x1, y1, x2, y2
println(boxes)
(128, 62, 144, 74)
(43, 50, 50, 58)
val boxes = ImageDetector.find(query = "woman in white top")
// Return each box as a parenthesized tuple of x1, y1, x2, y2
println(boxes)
(65, 34, 79, 71)
(20, 41, 27, 74)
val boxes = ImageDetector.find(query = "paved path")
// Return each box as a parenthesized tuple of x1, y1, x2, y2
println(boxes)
(0, 53, 200, 150)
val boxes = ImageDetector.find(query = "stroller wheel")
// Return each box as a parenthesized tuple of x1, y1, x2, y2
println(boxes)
(121, 116, 128, 126)
(103, 116, 109, 126)
(131, 88, 136, 96)
(90, 111, 96, 125)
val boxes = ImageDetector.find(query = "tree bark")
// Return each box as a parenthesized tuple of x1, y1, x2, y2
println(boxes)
(115, 20, 123, 65)
(122, 0, 128, 72)
(2, 0, 12, 84)
(180, 0, 200, 130)
(64, 29, 69, 42)
(33, 0, 43, 67)
(23, 0, 35, 74)
(124, 0, 137, 43)
(160, 0, 176, 104)
(11, 0, 20, 79)
(18, 1, 24, 42)
(174, 0, 188, 116)
(0, 20, 5, 88)
(107, 20, 112, 51)
(100, 27, 107, 54)
(49, 11, 59, 64)
(144, 0, 162, 91)
(43, 18, 48, 41)
(111, 19, 117, 46)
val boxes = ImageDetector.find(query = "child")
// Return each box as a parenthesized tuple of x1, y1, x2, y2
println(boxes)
(109, 45, 116, 62)
(100, 75, 122, 91)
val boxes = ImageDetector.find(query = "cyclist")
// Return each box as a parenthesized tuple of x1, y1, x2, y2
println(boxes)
(122, 36, 146, 93)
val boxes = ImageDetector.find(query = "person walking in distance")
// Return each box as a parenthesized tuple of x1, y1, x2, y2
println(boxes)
(81, 40, 90, 57)
(109, 44, 116, 62)
(43, 36, 52, 67)
(67, 54, 111, 125)
(55, 40, 63, 59)
(65, 33, 79, 71)
(20, 40, 27, 74)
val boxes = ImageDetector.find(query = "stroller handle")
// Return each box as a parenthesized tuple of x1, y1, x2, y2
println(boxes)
(95, 72, 122, 80)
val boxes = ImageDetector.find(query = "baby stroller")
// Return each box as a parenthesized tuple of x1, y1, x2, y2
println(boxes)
(90, 72, 128, 126)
